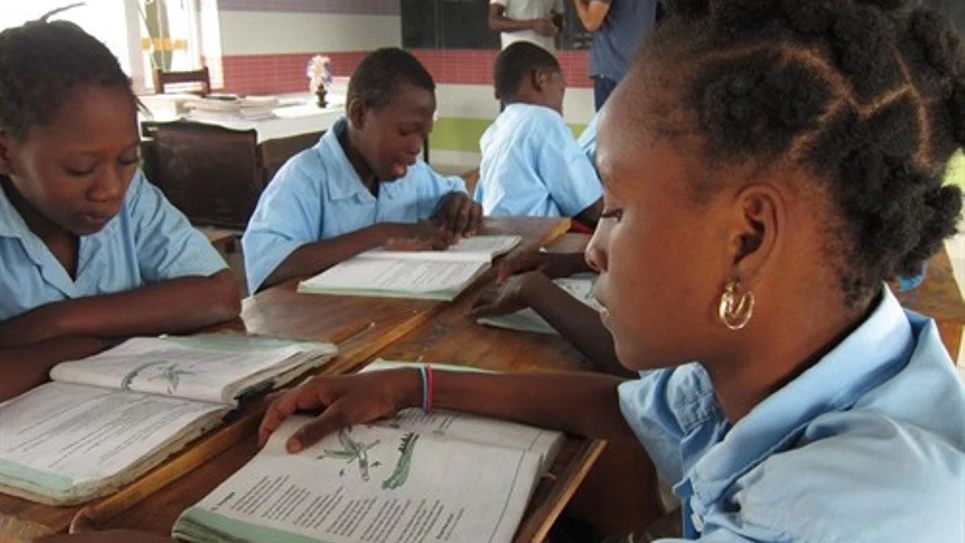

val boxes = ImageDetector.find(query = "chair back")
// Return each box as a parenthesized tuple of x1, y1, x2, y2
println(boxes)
(154, 67, 211, 95)
(151, 122, 264, 229)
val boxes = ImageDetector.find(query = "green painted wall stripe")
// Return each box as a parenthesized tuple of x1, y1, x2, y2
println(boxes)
(431, 117, 587, 154)
(947, 150, 964, 188)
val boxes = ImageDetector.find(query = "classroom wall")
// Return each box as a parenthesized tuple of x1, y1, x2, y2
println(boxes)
(215, 0, 595, 170)
(217, 0, 401, 95)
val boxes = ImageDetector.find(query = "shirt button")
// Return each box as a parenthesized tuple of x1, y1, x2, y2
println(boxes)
(691, 511, 705, 533)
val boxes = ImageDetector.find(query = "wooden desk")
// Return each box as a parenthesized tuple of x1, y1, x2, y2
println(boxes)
(0, 218, 569, 542)
(894, 247, 965, 358)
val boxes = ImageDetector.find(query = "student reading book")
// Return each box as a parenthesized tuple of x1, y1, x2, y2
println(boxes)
(0, 334, 336, 505)
(36, 2, 965, 542)
(170, 360, 563, 543)
(0, 15, 241, 401)
(254, 3, 965, 542)
(297, 234, 521, 300)
(242, 48, 483, 294)
(473, 43, 603, 226)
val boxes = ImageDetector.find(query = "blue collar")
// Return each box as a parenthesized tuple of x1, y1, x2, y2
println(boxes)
(317, 118, 404, 202)
(0, 178, 31, 239)
(688, 288, 915, 505)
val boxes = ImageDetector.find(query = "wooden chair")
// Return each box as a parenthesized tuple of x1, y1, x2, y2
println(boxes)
(151, 122, 265, 230)
(259, 131, 323, 182)
(153, 67, 211, 96)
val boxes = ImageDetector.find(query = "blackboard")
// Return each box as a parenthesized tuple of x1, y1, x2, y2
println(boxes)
(401, 0, 592, 51)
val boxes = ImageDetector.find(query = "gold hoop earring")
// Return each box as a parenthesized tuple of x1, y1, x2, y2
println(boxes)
(718, 279, 755, 330)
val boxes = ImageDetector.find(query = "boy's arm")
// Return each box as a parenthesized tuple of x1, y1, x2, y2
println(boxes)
(488, 3, 557, 35)
(0, 271, 239, 348)
(575, 197, 604, 227)
(572, 0, 611, 32)
(473, 272, 626, 375)
(0, 336, 110, 401)
(537, 118, 604, 226)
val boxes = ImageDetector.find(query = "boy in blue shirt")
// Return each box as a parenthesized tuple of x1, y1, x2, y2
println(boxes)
(243, 49, 482, 293)
(474, 42, 603, 226)
(0, 18, 240, 400)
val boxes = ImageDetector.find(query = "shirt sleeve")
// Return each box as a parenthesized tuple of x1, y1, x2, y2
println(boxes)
(490, 0, 507, 6)
(535, 119, 603, 217)
(127, 171, 227, 283)
(241, 159, 325, 293)
(412, 161, 468, 221)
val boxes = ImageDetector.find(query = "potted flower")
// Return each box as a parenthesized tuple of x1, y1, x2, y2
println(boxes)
(306, 55, 333, 108)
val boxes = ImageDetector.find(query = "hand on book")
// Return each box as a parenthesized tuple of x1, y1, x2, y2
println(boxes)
(431, 191, 482, 238)
(384, 221, 455, 251)
(259, 368, 420, 454)
(496, 250, 592, 282)
(471, 272, 550, 317)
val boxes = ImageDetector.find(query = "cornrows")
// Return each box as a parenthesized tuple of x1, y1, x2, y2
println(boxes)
(643, 0, 965, 305)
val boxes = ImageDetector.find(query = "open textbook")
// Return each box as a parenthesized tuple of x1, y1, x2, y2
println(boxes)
(298, 235, 522, 301)
(0, 335, 336, 505)
(477, 276, 602, 335)
(173, 361, 564, 543)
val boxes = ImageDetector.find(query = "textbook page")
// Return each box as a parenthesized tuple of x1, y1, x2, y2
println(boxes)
(365, 235, 523, 262)
(477, 276, 601, 335)
(174, 418, 542, 543)
(298, 258, 489, 298)
(0, 382, 225, 501)
(377, 408, 563, 474)
(49, 336, 331, 405)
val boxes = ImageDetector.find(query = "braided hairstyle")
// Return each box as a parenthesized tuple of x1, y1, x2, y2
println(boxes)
(641, 0, 964, 306)
(0, 10, 135, 142)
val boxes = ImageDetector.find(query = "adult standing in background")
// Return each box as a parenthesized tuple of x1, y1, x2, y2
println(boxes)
(573, 0, 658, 109)
(489, 0, 564, 52)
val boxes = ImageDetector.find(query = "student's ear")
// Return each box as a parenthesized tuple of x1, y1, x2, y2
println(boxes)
(726, 182, 786, 290)
(531, 68, 549, 94)
(0, 131, 13, 176)
(347, 98, 368, 131)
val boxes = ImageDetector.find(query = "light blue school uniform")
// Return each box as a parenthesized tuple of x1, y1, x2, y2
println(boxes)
(620, 287, 965, 542)
(0, 171, 227, 322)
(242, 118, 467, 293)
(577, 109, 601, 165)
(474, 103, 601, 219)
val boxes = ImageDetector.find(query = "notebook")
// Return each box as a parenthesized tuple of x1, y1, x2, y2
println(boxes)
(172, 360, 563, 543)
(0, 335, 336, 505)
(477, 276, 601, 335)
(297, 235, 523, 301)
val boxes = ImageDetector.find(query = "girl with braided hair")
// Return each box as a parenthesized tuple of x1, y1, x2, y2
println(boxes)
(46, 1, 964, 541)
(0, 17, 240, 401)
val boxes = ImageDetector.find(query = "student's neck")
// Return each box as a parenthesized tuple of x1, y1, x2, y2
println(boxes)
(340, 128, 379, 196)
(1, 177, 74, 243)
(704, 294, 873, 423)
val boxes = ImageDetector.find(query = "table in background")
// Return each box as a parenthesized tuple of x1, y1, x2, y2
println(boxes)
(894, 246, 965, 359)
(0, 218, 569, 542)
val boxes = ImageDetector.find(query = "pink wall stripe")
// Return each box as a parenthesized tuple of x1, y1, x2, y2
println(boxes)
(218, 0, 400, 15)
(221, 50, 592, 95)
